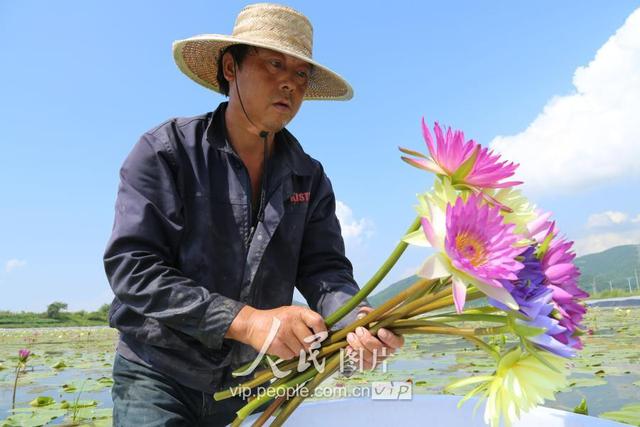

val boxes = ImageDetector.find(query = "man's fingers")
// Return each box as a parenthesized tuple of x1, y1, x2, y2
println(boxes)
(301, 309, 327, 337)
(355, 327, 385, 354)
(347, 329, 382, 365)
(292, 323, 315, 353)
(356, 306, 373, 320)
(376, 328, 404, 350)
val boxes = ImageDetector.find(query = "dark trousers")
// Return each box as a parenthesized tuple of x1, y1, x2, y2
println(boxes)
(111, 353, 266, 426)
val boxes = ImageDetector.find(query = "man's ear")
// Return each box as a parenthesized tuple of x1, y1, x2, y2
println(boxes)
(221, 52, 235, 82)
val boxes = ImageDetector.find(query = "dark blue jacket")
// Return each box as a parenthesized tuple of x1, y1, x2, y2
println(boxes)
(104, 102, 367, 393)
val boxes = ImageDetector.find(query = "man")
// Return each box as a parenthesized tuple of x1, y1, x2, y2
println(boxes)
(104, 3, 404, 426)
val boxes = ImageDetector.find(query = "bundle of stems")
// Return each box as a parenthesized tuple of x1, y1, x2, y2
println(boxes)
(216, 217, 510, 426)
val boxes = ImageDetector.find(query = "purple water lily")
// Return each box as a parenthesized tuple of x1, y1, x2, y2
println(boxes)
(490, 247, 576, 357)
(541, 236, 588, 349)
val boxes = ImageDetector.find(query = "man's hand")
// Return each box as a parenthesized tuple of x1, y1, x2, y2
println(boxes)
(345, 306, 405, 370)
(226, 305, 327, 360)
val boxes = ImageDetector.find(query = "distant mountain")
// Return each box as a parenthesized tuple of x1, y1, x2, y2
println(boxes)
(574, 244, 640, 293)
(367, 275, 420, 307)
(366, 244, 640, 306)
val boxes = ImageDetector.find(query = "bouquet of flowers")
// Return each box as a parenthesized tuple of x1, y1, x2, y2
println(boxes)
(216, 119, 589, 427)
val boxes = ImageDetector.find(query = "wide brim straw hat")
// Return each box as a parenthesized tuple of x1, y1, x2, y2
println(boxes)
(172, 3, 353, 101)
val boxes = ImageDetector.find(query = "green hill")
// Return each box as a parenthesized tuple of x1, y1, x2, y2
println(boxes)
(367, 275, 420, 307)
(367, 244, 640, 306)
(574, 244, 640, 294)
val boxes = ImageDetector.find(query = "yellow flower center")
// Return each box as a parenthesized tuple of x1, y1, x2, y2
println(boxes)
(455, 232, 487, 267)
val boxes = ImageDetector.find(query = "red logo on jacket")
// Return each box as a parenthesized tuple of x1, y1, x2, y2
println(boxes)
(290, 192, 310, 203)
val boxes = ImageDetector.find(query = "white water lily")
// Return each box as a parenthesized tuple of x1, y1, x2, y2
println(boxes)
(403, 177, 459, 247)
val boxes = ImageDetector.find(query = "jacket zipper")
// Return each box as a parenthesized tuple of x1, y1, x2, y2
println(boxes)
(233, 153, 268, 305)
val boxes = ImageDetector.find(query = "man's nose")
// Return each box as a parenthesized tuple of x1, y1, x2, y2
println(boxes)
(279, 70, 299, 93)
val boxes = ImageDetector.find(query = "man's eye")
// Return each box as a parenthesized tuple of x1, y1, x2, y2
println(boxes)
(270, 59, 282, 68)
(297, 70, 308, 79)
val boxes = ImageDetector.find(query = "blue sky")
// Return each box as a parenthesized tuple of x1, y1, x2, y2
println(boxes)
(1, 1, 639, 311)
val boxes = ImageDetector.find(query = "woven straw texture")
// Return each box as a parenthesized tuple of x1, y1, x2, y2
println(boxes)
(172, 3, 353, 100)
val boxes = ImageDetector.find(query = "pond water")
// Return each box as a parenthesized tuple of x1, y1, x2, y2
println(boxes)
(0, 307, 638, 426)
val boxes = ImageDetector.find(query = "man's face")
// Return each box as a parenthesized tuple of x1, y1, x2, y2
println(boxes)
(224, 47, 311, 133)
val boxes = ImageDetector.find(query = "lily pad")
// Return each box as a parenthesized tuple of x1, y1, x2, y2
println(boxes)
(0, 409, 66, 427)
(29, 396, 55, 407)
(60, 377, 114, 393)
(68, 406, 112, 421)
(50, 360, 67, 369)
(599, 403, 640, 425)
(566, 377, 608, 388)
(60, 399, 98, 409)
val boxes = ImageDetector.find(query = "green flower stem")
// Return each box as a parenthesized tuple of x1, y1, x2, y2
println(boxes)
(463, 336, 500, 361)
(404, 289, 485, 318)
(390, 325, 508, 337)
(324, 216, 422, 328)
(231, 363, 322, 426)
(372, 285, 454, 330)
(398, 277, 441, 307)
(231, 216, 421, 379)
(251, 395, 286, 427)
(425, 313, 509, 324)
(226, 275, 433, 399)
(269, 353, 342, 427)
(11, 363, 22, 410)
(327, 277, 434, 345)
(215, 340, 348, 401)
(387, 319, 457, 329)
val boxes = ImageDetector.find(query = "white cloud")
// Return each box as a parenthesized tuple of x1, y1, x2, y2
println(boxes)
(574, 229, 640, 256)
(335, 200, 374, 245)
(5, 259, 27, 273)
(490, 8, 640, 195)
(632, 214, 640, 223)
(587, 210, 629, 228)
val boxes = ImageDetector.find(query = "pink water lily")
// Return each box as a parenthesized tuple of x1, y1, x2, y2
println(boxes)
(400, 119, 523, 190)
(526, 210, 557, 243)
(18, 349, 31, 363)
(541, 236, 588, 348)
(417, 194, 524, 312)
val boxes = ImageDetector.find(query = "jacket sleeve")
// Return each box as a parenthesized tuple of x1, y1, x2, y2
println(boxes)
(103, 133, 246, 350)
(295, 166, 371, 330)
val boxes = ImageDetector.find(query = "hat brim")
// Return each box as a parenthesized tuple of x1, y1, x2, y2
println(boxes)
(172, 34, 353, 101)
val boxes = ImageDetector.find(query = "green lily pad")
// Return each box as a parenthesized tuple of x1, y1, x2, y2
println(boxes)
(67, 406, 112, 422)
(0, 408, 66, 427)
(599, 403, 640, 425)
(60, 399, 98, 409)
(96, 376, 114, 386)
(60, 377, 114, 393)
(61, 383, 77, 393)
(565, 377, 608, 388)
(51, 360, 67, 369)
(29, 396, 55, 407)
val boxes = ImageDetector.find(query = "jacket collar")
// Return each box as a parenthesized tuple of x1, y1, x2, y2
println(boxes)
(206, 102, 314, 177)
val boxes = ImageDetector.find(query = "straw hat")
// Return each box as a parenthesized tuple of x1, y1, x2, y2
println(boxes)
(172, 3, 353, 101)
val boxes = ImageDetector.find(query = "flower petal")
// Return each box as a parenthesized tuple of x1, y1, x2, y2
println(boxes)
(402, 229, 431, 247)
(417, 253, 451, 279)
(452, 276, 468, 313)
